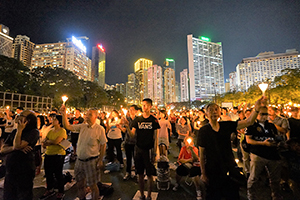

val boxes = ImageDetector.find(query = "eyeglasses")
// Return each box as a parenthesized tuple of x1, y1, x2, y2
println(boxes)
(260, 113, 269, 116)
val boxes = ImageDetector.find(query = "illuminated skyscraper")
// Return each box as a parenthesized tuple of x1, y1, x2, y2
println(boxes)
(91, 44, 106, 87)
(148, 65, 163, 105)
(236, 49, 300, 91)
(12, 35, 35, 67)
(31, 36, 91, 81)
(187, 34, 225, 101)
(164, 67, 176, 104)
(126, 73, 136, 104)
(134, 58, 153, 103)
(0, 24, 13, 58)
(180, 69, 189, 102)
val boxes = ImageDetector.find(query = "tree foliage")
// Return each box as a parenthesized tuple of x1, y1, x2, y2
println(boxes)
(0, 55, 122, 109)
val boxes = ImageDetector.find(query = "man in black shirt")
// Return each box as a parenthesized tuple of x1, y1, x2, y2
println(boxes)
(246, 106, 282, 200)
(198, 96, 266, 200)
(130, 99, 160, 200)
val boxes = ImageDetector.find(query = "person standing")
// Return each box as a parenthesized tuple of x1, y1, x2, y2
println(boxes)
(122, 105, 138, 180)
(198, 97, 266, 200)
(39, 115, 67, 200)
(130, 98, 160, 200)
(61, 106, 107, 200)
(246, 106, 282, 200)
(157, 110, 171, 157)
(69, 108, 84, 161)
(1, 110, 39, 200)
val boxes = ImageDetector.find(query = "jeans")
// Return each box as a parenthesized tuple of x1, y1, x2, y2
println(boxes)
(247, 154, 281, 200)
(107, 138, 123, 164)
(124, 143, 135, 173)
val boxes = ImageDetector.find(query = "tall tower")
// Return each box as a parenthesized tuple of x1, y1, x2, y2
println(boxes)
(187, 34, 225, 101)
(148, 65, 163, 105)
(0, 24, 13, 58)
(180, 69, 189, 102)
(126, 73, 136, 104)
(164, 68, 176, 104)
(12, 35, 35, 67)
(91, 44, 106, 87)
(134, 58, 153, 104)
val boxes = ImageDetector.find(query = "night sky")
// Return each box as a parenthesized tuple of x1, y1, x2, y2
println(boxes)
(1, 0, 300, 85)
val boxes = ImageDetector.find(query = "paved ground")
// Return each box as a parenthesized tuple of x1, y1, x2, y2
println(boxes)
(0, 138, 297, 200)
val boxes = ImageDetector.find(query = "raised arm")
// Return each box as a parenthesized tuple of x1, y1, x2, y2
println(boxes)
(60, 105, 75, 132)
(237, 96, 266, 130)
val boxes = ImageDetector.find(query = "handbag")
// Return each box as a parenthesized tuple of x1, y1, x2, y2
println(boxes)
(59, 139, 72, 150)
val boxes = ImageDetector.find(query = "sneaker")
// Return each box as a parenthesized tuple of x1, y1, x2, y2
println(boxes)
(39, 190, 55, 200)
(123, 172, 130, 180)
(196, 190, 202, 200)
(173, 183, 179, 191)
(56, 193, 65, 200)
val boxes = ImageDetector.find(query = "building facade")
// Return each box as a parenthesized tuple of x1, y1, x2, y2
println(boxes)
(31, 36, 91, 81)
(229, 71, 237, 92)
(116, 83, 126, 96)
(180, 69, 189, 102)
(0, 24, 13, 58)
(236, 49, 300, 91)
(148, 65, 163, 105)
(187, 34, 225, 101)
(134, 58, 153, 104)
(91, 44, 106, 87)
(12, 35, 35, 68)
(164, 67, 176, 104)
(126, 73, 136, 104)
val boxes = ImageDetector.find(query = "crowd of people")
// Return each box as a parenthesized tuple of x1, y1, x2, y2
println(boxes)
(0, 96, 299, 200)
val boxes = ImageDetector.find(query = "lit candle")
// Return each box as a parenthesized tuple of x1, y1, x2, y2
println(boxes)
(187, 138, 192, 145)
(6, 106, 10, 110)
(62, 95, 68, 105)
(122, 109, 128, 116)
(258, 83, 268, 96)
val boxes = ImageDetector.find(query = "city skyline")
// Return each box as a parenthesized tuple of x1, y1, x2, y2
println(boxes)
(1, 0, 300, 85)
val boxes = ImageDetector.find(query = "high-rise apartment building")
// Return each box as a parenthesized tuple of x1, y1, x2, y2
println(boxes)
(164, 67, 176, 104)
(187, 34, 225, 101)
(91, 44, 106, 87)
(116, 83, 126, 96)
(126, 73, 136, 104)
(0, 24, 13, 58)
(134, 58, 153, 103)
(175, 81, 181, 102)
(31, 36, 91, 81)
(148, 65, 163, 105)
(180, 69, 189, 102)
(236, 49, 300, 91)
(229, 71, 237, 92)
(12, 35, 35, 67)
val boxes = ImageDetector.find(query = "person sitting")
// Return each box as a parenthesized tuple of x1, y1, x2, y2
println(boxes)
(173, 137, 204, 200)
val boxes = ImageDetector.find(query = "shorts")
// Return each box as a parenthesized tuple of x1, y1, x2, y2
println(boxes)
(176, 164, 201, 177)
(158, 137, 169, 147)
(74, 157, 101, 186)
(134, 146, 156, 176)
(71, 132, 79, 147)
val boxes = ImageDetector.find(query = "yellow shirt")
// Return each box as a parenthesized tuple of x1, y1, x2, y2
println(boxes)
(45, 128, 67, 155)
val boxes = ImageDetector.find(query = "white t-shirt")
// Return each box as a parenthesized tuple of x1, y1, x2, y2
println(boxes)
(158, 119, 171, 139)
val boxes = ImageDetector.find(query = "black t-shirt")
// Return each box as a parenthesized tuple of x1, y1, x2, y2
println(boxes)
(0, 117, 6, 135)
(132, 115, 160, 150)
(281, 150, 300, 183)
(288, 117, 300, 140)
(5, 128, 39, 174)
(69, 117, 84, 125)
(246, 121, 280, 160)
(198, 121, 238, 176)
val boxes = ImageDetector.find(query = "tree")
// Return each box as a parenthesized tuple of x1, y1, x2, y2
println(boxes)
(0, 55, 30, 93)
